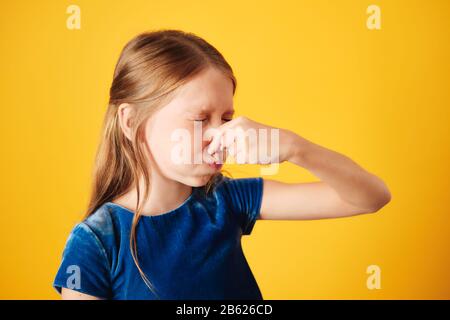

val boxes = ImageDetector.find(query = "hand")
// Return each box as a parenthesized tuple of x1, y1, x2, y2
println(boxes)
(206, 116, 300, 165)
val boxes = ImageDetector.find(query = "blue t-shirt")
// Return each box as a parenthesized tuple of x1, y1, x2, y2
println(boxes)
(53, 175, 264, 300)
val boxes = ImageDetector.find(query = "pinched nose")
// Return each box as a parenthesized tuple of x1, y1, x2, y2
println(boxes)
(202, 145, 227, 165)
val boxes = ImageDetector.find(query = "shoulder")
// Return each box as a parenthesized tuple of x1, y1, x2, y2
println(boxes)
(82, 203, 116, 239)
(53, 204, 116, 298)
(206, 174, 264, 235)
(207, 174, 264, 211)
(212, 174, 264, 197)
(64, 203, 118, 263)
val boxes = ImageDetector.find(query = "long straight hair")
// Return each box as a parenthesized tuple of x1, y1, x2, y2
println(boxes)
(84, 29, 236, 296)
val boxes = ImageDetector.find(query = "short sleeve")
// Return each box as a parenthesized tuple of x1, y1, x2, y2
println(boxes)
(53, 222, 111, 299)
(221, 177, 264, 236)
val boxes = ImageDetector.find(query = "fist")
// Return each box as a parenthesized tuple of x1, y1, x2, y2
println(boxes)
(205, 116, 293, 165)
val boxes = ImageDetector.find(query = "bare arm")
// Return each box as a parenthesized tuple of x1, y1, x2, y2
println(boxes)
(260, 130, 391, 220)
(207, 116, 391, 220)
(61, 287, 102, 300)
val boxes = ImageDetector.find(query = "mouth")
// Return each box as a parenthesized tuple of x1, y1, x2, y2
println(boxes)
(208, 162, 223, 171)
(203, 148, 225, 171)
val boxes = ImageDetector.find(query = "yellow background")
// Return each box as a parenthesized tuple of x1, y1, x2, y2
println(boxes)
(0, 0, 449, 299)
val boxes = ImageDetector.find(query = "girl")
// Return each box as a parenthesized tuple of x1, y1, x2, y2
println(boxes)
(53, 29, 391, 300)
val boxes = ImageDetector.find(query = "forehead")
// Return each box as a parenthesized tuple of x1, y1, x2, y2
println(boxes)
(164, 68, 234, 113)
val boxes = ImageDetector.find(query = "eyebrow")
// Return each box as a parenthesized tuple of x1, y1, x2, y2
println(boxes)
(188, 104, 234, 115)
(223, 109, 235, 115)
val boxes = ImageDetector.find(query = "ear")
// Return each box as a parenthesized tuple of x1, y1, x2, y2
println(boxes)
(117, 103, 135, 141)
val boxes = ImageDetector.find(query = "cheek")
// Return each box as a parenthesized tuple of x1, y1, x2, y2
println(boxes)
(146, 120, 200, 167)
(145, 118, 213, 172)
(145, 120, 176, 164)
(193, 128, 209, 156)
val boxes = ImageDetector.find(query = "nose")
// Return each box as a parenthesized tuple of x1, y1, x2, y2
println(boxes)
(201, 120, 223, 156)
(202, 118, 222, 142)
(207, 117, 224, 130)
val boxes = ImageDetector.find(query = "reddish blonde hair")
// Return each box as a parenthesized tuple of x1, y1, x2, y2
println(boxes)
(85, 29, 236, 296)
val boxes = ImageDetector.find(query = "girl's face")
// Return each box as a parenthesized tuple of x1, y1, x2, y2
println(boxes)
(144, 67, 235, 187)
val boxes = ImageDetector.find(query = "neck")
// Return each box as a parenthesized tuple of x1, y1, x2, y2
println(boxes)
(112, 172, 192, 216)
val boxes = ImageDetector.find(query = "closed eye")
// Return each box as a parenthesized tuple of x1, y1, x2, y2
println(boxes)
(192, 118, 232, 123)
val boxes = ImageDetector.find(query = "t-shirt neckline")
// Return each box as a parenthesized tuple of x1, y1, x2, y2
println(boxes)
(105, 187, 198, 219)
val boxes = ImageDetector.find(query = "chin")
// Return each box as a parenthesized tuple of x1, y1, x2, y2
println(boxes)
(190, 175, 214, 187)
(170, 165, 220, 187)
(180, 171, 216, 187)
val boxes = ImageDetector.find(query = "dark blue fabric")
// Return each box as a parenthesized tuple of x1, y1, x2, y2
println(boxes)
(53, 175, 264, 300)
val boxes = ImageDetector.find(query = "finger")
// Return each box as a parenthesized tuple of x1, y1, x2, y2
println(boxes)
(219, 130, 238, 162)
(203, 147, 217, 164)
(227, 142, 237, 158)
(207, 117, 240, 154)
(220, 129, 235, 151)
(235, 148, 246, 164)
(207, 130, 222, 155)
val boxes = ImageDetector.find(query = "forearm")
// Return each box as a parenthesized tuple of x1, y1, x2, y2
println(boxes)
(282, 130, 391, 211)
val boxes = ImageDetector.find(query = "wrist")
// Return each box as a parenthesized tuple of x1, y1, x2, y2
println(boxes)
(281, 129, 312, 165)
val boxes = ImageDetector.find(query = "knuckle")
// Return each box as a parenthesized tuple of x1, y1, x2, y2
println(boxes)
(236, 115, 246, 123)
